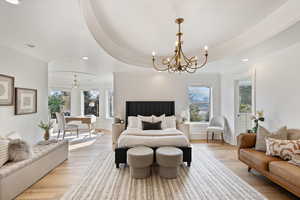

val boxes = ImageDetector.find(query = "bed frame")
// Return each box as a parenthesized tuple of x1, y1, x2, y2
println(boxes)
(115, 101, 192, 168)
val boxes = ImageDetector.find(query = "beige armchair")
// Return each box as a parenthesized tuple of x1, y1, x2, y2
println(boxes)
(112, 123, 125, 150)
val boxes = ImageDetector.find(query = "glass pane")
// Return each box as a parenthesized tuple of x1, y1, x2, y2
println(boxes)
(84, 90, 100, 117)
(239, 81, 252, 113)
(49, 90, 71, 118)
(188, 86, 210, 122)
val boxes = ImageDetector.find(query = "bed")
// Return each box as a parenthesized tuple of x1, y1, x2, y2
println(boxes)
(114, 101, 192, 168)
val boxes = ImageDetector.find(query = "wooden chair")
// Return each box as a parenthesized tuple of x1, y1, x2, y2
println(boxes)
(55, 112, 79, 139)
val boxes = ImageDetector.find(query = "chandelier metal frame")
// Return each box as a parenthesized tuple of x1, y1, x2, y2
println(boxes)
(152, 18, 208, 73)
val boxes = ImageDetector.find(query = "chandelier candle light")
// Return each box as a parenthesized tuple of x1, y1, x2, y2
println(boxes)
(152, 18, 208, 73)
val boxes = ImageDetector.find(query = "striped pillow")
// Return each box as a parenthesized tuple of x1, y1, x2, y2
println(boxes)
(265, 137, 300, 160)
(0, 139, 9, 167)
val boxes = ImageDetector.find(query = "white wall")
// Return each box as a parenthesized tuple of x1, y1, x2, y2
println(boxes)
(221, 42, 300, 144)
(0, 45, 48, 145)
(114, 71, 221, 138)
(255, 43, 300, 130)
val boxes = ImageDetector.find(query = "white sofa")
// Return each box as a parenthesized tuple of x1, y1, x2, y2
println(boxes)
(0, 140, 68, 200)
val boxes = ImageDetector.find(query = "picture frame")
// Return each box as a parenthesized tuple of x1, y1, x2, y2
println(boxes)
(0, 74, 15, 106)
(15, 88, 37, 115)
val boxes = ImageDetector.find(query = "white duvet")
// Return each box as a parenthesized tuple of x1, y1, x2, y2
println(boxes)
(117, 128, 190, 148)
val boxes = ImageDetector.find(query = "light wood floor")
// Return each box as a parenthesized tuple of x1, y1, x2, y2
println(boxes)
(16, 133, 298, 200)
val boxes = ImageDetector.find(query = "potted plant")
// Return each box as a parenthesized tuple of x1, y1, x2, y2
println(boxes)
(250, 110, 265, 133)
(38, 121, 54, 141)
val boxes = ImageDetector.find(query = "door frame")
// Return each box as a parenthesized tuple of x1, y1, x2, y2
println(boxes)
(233, 69, 256, 138)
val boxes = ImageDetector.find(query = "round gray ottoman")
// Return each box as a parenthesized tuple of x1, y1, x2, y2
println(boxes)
(156, 147, 183, 179)
(127, 146, 153, 179)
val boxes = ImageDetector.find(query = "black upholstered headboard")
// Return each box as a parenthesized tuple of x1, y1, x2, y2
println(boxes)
(125, 101, 175, 126)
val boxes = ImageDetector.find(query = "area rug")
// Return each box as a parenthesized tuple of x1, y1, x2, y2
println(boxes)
(61, 150, 266, 200)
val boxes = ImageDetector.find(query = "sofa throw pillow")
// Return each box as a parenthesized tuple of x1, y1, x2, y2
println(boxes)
(288, 154, 300, 167)
(265, 137, 300, 160)
(8, 139, 32, 162)
(0, 139, 9, 167)
(255, 126, 288, 152)
(137, 115, 152, 129)
(152, 114, 167, 129)
(142, 121, 162, 130)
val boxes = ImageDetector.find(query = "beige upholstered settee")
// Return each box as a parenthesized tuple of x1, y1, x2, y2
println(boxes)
(0, 141, 68, 200)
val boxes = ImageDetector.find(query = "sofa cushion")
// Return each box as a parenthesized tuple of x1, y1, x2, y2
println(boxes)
(0, 140, 68, 178)
(287, 129, 300, 140)
(255, 126, 287, 152)
(0, 139, 9, 167)
(265, 138, 300, 160)
(269, 161, 300, 188)
(240, 148, 281, 171)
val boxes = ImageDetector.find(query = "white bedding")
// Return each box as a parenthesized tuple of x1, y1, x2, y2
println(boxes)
(117, 128, 190, 148)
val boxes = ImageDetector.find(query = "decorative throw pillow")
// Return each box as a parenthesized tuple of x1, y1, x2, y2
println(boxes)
(137, 115, 152, 129)
(8, 139, 32, 162)
(255, 126, 288, 152)
(142, 121, 162, 130)
(127, 116, 138, 128)
(289, 154, 300, 167)
(265, 137, 300, 160)
(165, 116, 177, 129)
(0, 139, 9, 167)
(152, 114, 167, 129)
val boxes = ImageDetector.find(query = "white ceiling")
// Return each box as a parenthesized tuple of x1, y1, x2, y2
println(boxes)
(1, 0, 300, 87)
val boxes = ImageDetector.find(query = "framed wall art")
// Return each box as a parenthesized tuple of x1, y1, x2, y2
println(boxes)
(0, 74, 15, 106)
(15, 88, 37, 115)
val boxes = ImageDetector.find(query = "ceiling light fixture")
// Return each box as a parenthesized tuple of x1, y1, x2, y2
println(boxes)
(72, 74, 80, 89)
(152, 18, 208, 73)
(241, 58, 249, 62)
(5, 0, 20, 5)
(25, 43, 36, 48)
(82, 56, 89, 60)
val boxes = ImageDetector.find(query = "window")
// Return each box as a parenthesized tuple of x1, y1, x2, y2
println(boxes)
(106, 90, 114, 118)
(188, 86, 211, 122)
(49, 90, 71, 118)
(238, 80, 252, 113)
(83, 90, 100, 117)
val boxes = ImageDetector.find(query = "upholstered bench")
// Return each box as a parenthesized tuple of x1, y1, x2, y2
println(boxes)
(127, 146, 153, 179)
(156, 147, 183, 179)
(0, 140, 68, 200)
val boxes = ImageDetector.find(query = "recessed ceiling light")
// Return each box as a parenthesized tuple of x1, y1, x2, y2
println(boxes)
(5, 0, 20, 5)
(241, 58, 249, 62)
(82, 56, 89, 60)
(25, 43, 36, 48)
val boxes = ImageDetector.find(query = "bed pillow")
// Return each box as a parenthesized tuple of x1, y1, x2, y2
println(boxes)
(127, 116, 138, 128)
(152, 114, 167, 129)
(265, 137, 300, 160)
(142, 121, 162, 130)
(137, 115, 152, 129)
(165, 116, 176, 129)
(0, 139, 9, 167)
(255, 126, 287, 152)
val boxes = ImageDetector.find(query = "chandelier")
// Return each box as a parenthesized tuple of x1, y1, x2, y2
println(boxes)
(152, 18, 208, 73)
